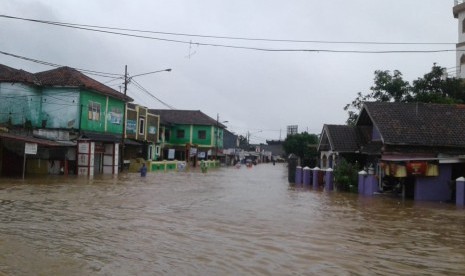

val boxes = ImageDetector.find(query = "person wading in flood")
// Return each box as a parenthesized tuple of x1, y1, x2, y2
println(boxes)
(140, 163, 147, 177)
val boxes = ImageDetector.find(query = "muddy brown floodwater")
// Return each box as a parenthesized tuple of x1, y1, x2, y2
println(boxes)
(0, 163, 464, 275)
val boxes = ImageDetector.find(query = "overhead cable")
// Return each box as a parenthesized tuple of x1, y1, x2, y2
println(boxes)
(0, 14, 459, 53)
(0, 50, 122, 78)
(130, 79, 176, 109)
(0, 14, 456, 45)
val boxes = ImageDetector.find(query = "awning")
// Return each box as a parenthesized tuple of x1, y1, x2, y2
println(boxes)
(124, 139, 142, 146)
(80, 132, 122, 143)
(0, 132, 74, 147)
(381, 154, 464, 164)
(381, 154, 437, 161)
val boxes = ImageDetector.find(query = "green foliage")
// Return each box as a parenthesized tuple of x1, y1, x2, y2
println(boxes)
(333, 159, 359, 192)
(412, 65, 465, 104)
(344, 65, 465, 125)
(283, 132, 319, 167)
(344, 70, 411, 125)
(238, 135, 248, 149)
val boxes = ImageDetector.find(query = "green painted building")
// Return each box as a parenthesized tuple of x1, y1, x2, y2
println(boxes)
(149, 109, 227, 165)
(0, 64, 132, 176)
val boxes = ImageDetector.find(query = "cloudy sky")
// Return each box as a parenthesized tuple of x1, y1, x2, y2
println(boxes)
(0, 0, 459, 143)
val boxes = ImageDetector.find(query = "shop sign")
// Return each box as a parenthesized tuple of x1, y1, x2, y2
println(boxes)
(25, 143, 37, 155)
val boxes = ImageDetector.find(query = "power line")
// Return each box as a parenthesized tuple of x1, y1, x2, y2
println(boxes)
(0, 14, 459, 54)
(0, 14, 456, 46)
(0, 50, 122, 78)
(130, 79, 176, 109)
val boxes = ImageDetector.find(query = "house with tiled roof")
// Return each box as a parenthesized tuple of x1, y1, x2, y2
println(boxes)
(149, 109, 227, 166)
(355, 102, 465, 201)
(317, 124, 363, 169)
(0, 64, 133, 177)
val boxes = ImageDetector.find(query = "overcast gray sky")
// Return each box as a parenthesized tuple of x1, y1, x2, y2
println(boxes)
(0, 0, 458, 143)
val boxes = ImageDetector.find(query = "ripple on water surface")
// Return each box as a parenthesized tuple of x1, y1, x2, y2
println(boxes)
(0, 164, 464, 275)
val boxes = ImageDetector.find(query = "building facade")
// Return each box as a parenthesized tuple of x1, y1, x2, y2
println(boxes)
(0, 64, 132, 177)
(150, 109, 226, 166)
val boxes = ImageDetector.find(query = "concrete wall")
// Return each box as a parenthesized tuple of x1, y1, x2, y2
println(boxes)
(415, 164, 452, 202)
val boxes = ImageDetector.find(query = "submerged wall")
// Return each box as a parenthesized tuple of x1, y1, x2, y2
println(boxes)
(415, 164, 452, 202)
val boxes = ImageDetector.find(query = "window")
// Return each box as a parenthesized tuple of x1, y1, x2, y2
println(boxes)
(148, 145, 153, 160)
(88, 101, 101, 121)
(198, 130, 206, 139)
(139, 117, 145, 135)
(462, 18, 465, 33)
(176, 129, 185, 139)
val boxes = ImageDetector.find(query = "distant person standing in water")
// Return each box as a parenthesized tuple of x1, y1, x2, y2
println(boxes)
(140, 163, 147, 177)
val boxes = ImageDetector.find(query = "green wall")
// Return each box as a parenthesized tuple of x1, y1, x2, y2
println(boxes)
(169, 124, 191, 144)
(41, 88, 80, 129)
(106, 97, 124, 133)
(0, 83, 41, 126)
(79, 91, 124, 134)
(166, 124, 223, 148)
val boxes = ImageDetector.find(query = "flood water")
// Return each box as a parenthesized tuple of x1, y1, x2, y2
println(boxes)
(0, 163, 464, 275)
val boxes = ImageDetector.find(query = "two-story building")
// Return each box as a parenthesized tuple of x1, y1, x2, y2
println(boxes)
(0, 64, 132, 176)
(149, 109, 227, 166)
(123, 103, 161, 165)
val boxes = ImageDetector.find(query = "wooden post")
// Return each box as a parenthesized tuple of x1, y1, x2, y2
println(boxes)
(22, 153, 26, 179)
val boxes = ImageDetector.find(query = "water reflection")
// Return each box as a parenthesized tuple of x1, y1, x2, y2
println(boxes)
(0, 164, 464, 275)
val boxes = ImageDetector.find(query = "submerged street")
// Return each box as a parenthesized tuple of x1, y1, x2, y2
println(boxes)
(0, 164, 464, 275)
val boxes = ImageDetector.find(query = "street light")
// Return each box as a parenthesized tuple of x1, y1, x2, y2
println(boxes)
(215, 113, 228, 161)
(120, 66, 172, 172)
(130, 68, 172, 79)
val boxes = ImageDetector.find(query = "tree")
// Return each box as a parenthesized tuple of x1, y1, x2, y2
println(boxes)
(283, 132, 319, 167)
(344, 70, 411, 125)
(412, 64, 465, 104)
(237, 135, 248, 149)
(333, 159, 359, 192)
(344, 65, 465, 125)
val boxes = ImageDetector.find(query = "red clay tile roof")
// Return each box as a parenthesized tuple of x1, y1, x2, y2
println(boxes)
(0, 64, 38, 85)
(359, 102, 465, 147)
(34, 66, 132, 102)
(0, 64, 132, 102)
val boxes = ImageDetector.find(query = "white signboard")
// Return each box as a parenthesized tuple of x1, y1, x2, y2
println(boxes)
(78, 154, 89, 166)
(78, 167, 89, 176)
(78, 142, 89, 153)
(25, 143, 38, 155)
(168, 149, 175, 160)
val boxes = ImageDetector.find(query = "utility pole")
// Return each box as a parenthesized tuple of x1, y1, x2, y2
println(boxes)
(215, 113, 219, 160)
(118, 66, 171, 172)
(121, 65, 128, 172)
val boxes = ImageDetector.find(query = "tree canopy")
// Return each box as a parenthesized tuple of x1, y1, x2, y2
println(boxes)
(344, 64, 465, 125)
(283, 132, 319, 167)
